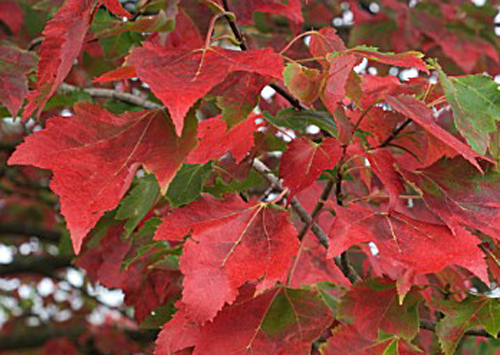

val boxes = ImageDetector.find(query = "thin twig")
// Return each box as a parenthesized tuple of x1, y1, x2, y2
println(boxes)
(59, 83, 161, 110)
(297, 179, 335, 241)
(379, 118, 412, 148)
(0, 223, 61, 243)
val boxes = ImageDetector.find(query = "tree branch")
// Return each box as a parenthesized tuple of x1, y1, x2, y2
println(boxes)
(252, 158, 361, 283)
(0, 255, 72, 276)
(0, 223, 61, 242)
(59, 83, 162, 110)
(297, 179, 335, 242)
(379, 118, 412, 148)
(0, 142, 17, 152)
(0, 325, 158, 350)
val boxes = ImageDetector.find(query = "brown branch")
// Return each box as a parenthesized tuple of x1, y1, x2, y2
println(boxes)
(297, 179, 335, 241)
(0, 255, 72, 276)
(0, 223, 61, 242)
(0, 142, 17, 152)
(379, 118, 412, 148)
(0, 325, 158, 350)
(252, 158, 361, 283)
(220, 0, 306, 111)
(59, 83, 162, 110)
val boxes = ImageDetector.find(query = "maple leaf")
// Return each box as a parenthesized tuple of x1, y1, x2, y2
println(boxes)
(283, 63, 322, 105)
(348, 46, 429, 73)
(98, 0, 132, 17)
(0, 46, 37, 117)
(280, 137, 343, 197)
(436, 65, 500, 155)
(155, 194, 299, 323)
(385, 95, 484, 171)
(321, 53, 359, 113)
(23, 0, 93, 120)
(166, 163, 212, 207)
(365, 149, 406, 211)
(288, 232, 349, 288)
(211, 72, 268, 127)
(321, 325, 423, 355)
(436, 295, 500, 355)
(338, 278, 421, 340)
(309, 27, 347, 67)
(400, 157, 500, 242)
(328, 203, 488, 286)
(186, 114, 258, 165)
(415, 12, 498, 73)
(0, 0, 23, 34)
(128, 43, 283, 135)
(156, 285, 334, 355)
(359, 75, 404, 108)
(116, 174, 159, 237)
(9, 103, 197, 253)
(154, 305, 200, 354)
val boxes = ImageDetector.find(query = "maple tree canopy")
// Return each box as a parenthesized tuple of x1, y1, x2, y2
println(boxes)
(2, 0, 500, 354)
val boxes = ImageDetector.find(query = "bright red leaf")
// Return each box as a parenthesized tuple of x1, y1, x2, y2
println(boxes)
(280, 137, 342, 197)
(9, 103, 197, 253)
(155, 194, 299, 323)
(321, 54, 358, 113)
(400, 158, 500, 243)
(186, 113, 259, 165)
(365, 149, 406, 211)
(23, 0, 93, 120)
(386, 95, 484, 172)
(328, 203, 488, 285)
(128, 43, 283, 135)
(338, 278, 421, 340)
(156, 285, 333, 355)
(349, 46, 429, 74)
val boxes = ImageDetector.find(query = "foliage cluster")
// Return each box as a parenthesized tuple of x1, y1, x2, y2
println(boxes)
(2, 0, 500, 354)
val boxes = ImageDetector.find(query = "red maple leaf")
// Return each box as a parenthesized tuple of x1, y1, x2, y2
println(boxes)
(328, 203, 488, 285)
(128, 43, 284, 135)
(280, 137, 343, 197)
(23, 0, 93, 120)
(9, 103, 197, 253)
(156, 285, 333, 355)
(400, 158, 500, 243)
(186, 113, 259, 165)
(155, 194, 299, 323)
(386, 95, 485, 171)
